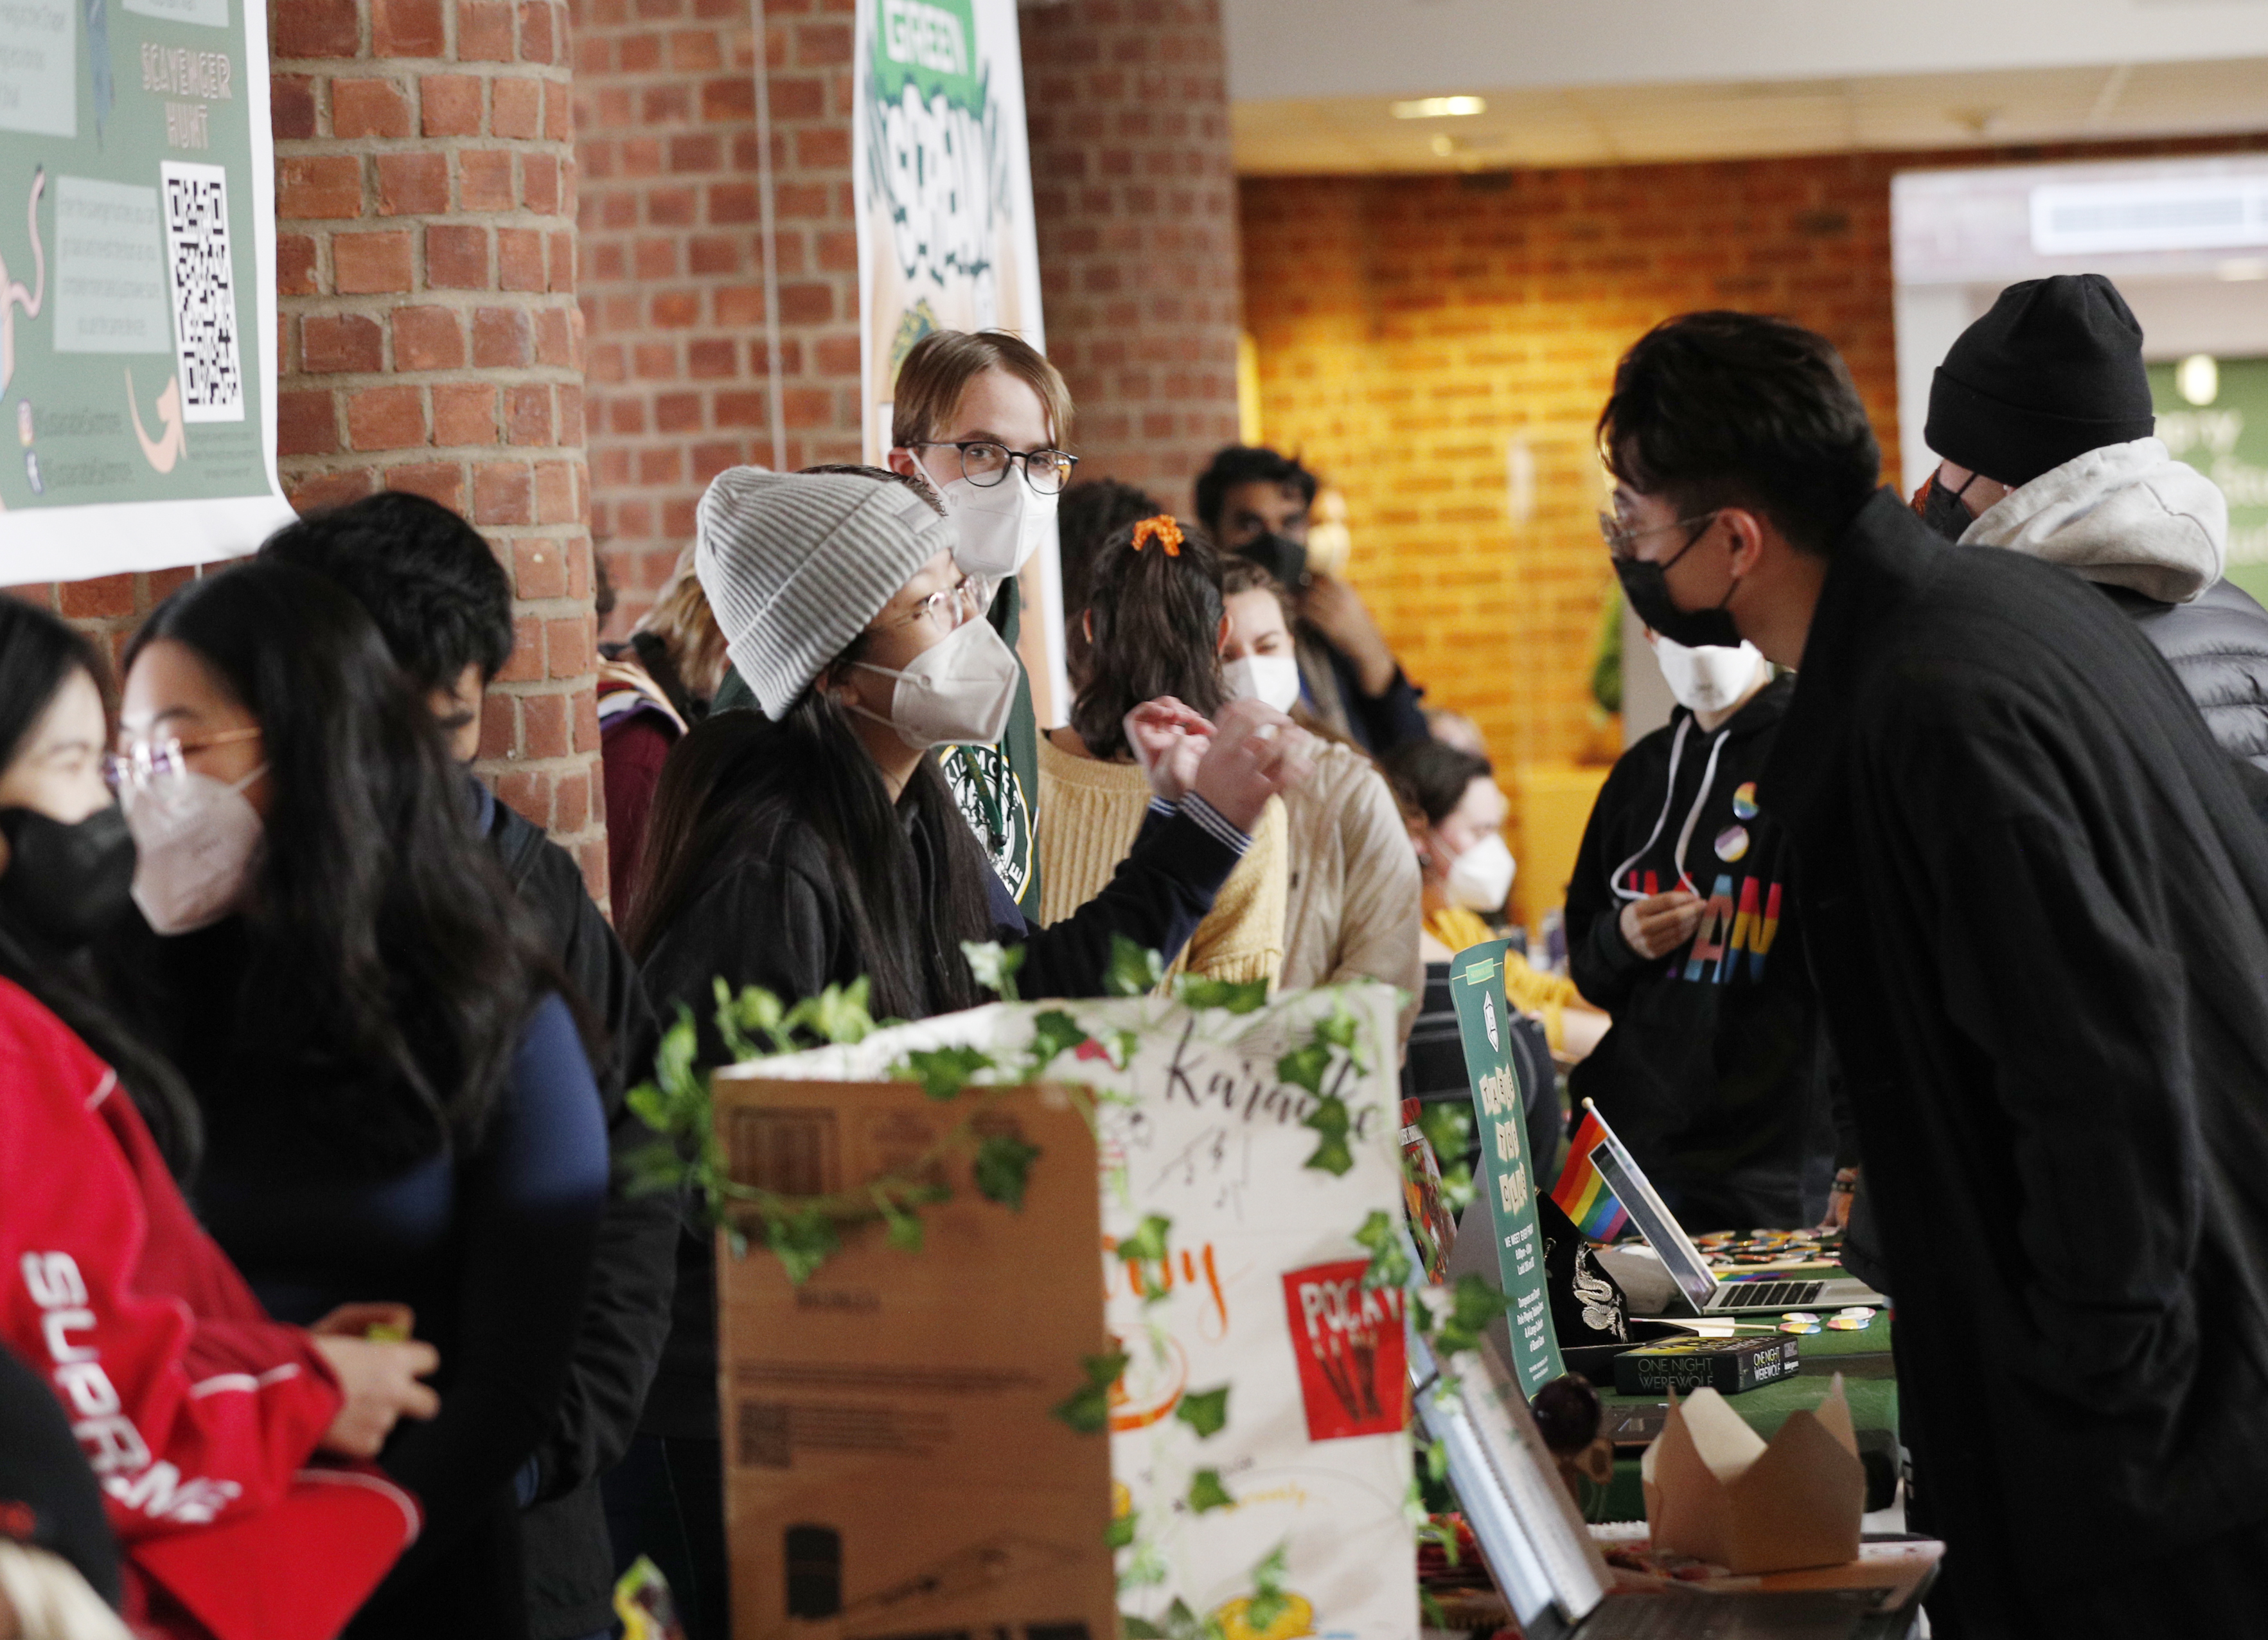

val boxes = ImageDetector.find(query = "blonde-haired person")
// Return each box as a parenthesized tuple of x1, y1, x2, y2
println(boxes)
(1219, 559, 1421, 1043)
(1042, 517, 1289, 988)
(598, 546, 731, 908)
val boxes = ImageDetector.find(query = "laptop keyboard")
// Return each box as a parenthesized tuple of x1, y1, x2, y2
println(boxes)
(1712, 1279, 1823, 1310)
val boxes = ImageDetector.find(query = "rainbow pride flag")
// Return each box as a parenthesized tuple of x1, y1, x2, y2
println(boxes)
(1550, 1106, 1631, 1242)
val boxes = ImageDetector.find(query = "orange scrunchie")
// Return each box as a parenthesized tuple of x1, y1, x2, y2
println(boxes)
(1130, 515, 1183, 557)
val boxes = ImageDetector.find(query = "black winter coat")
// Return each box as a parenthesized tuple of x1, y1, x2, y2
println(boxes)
(637, 785, 1243, 1439)
(2102, 576, 2268, 771)
(482, 788, 679, 1640)
(1764, 490, 2268, 1634)
(1566, 675, 1829, 1230)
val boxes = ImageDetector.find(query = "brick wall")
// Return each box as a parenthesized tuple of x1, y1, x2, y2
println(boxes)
(269, 0, 606, 895)
(1241, 134, 2268, 789)
(572, 0, 862, 636)
(1023, 0, 1241, 517)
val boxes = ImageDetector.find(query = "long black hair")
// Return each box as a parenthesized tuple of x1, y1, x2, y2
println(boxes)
(121, 562, 552, 1171)
(1069, 517, 1228, 760)
(0, 596, 204, 1177)
(626, 677, 998, 1024)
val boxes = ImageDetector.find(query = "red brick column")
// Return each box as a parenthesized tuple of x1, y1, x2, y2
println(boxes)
(1021, 0, 1241, 515)
(571, 0, 861, 632)
(269, 0, 606, 895)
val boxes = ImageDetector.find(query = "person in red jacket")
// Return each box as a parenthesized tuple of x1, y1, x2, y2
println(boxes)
(0, 594, 434, 1638)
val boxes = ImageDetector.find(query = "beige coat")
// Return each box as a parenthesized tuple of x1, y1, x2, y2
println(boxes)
(1278, 740, 1424, 1047)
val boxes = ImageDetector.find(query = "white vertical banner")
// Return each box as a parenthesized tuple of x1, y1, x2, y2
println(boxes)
(854, 0, 1046, 461)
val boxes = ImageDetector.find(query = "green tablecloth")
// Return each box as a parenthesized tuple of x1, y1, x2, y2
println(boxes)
(1584, 1312, 1897, 1523)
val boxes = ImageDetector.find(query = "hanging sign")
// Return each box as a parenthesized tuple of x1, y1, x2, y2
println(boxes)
(853, 0, 1045, 458)
(0, 0, 289, 580)
(1447, 940, 1565, 1395)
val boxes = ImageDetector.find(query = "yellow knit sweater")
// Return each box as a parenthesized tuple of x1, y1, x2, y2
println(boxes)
(1036, 735, 1288, 988)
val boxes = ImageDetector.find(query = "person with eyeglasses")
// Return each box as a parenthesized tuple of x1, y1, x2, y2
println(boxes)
(0, 592, 435, 1636)
(701, 332, 1074, 933)
(1597, 309, 2268, 1636)
(619, 468, 1311, 1640)
(92, 562, 610, 1637)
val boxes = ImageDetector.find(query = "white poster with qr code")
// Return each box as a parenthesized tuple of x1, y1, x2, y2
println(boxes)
(0, 0, 288, 580)
(159, 163, 242, 424)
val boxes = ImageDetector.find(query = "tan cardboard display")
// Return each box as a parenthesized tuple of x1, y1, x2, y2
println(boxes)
(1640, 1374, 1865, 1574)
(709, 1074, 1115, 1640)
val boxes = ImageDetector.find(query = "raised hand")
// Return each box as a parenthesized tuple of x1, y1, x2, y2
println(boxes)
(1124, 696, 1217, 805)
(1189, 699, 1315, 833)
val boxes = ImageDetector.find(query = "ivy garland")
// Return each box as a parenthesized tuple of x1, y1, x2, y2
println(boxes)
(622, 936, 1494, 1637)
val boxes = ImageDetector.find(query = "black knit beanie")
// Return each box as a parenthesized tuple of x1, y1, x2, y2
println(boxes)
(1926, 273, 2156, 489)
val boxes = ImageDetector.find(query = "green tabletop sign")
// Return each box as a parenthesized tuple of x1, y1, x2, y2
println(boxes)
(1447, 938, 1563, 1395)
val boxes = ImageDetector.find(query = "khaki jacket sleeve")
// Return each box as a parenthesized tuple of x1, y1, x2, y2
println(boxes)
(1325, 762, 1425, 1047)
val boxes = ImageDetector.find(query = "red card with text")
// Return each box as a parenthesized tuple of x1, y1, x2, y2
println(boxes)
(1280, 1260, 1409, 1441)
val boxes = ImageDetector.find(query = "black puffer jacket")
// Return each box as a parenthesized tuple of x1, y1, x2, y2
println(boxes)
(2102, 578, 2268, 771)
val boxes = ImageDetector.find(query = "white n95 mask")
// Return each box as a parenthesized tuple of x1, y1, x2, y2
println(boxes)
(921, 460, 1059, 582)
(1654, 635, 1764, 715)
(1223, 654, 1302, 716)
(853, 618, 1022, 751)
(123, 765, 267, 934)
(1446, 832, 1517, 913)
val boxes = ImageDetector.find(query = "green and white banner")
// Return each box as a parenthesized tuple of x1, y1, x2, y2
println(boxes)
(853, 0, 1045, 456)
(1446, 940, 1564, 1396)
(0, 0, 288, 579)
(2153, 355, 2268, 609)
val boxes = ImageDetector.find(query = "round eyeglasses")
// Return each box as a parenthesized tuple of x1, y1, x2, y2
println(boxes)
(888, 575, 983, 635)
(1597, 508, 1723, 562)
(910, 441, 1079, 496)
(104, 726, 262, 794)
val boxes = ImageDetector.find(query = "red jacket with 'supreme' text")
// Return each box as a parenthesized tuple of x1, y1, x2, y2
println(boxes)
(0, 976, 417, 1638)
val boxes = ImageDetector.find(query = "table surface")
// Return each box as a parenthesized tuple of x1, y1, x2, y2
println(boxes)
(1584, 1310, 1895, 1523)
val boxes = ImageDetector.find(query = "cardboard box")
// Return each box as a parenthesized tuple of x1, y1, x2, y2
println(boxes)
(711, 1074, 1115, 1640)
(1640, 1375, 1864, 1574)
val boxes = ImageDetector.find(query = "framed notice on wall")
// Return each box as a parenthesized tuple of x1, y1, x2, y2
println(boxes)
(0, 0, 288, 582)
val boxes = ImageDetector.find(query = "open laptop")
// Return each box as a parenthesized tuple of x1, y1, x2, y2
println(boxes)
(1406, 1294, 1928, 1639)
(1577, 1106, 1885, 1317)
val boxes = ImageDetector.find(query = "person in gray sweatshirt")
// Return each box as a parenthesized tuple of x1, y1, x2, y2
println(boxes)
(1914, 271, 2268, 771)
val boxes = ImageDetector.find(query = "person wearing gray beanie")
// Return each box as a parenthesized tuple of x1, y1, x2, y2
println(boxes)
(1913, 271, 2268, 771)
(616, 467, 1316, 1635)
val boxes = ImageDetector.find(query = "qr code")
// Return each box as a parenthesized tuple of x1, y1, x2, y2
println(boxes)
(160, 162, 244, 425)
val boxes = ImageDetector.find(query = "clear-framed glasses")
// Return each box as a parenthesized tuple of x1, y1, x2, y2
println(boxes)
(910, 440, 1079, 496)
(889, 575, 983, 636)
(1597, 508, 1723, 562)
(104, 727, 262, 794)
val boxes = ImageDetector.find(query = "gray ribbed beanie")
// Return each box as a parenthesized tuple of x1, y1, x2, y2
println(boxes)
(695, 467, 953, 719)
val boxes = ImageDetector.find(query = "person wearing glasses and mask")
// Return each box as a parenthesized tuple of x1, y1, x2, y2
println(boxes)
(705, 330, 1076, 928)
(622, 468, 1310, 1639)
(0, 594, 436, 1637)
(1562, 622, 1834, 1231)
(99, 562, 609, 1637)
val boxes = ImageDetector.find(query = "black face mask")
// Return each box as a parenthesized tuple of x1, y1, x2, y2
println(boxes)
(1238, 531, 1309, 591)
(0, 805, 137, 951)
(1612, 519, 1742, 651)
(1918, 470, 1980, 542)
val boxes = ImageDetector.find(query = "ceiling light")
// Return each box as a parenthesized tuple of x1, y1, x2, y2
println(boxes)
(1392, 95, 1485, 120)
(2177, 353, 2219, 407)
